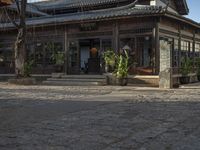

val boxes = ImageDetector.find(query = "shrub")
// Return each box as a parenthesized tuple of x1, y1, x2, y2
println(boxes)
(180, 57, 192, 76)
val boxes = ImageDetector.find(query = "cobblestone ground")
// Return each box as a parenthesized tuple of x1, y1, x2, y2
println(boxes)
(1, 82, 200, 150)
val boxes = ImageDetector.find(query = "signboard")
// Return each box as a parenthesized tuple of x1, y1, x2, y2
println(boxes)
(80, 23, 98, 31)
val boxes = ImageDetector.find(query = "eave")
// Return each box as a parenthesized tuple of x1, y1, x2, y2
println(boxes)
(164, 11, 200, 29)
(174, 0, 189, 15)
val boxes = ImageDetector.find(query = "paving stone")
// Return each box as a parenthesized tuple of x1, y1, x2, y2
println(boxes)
(1, 82, 200, 149)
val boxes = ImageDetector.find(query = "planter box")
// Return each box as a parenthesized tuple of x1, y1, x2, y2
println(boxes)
(8, 78, 36, 85)
(105, 74, 128, 86)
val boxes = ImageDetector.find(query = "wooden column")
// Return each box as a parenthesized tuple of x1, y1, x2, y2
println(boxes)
(64, 25, 68, 74)
(178, 26, 182, 69)
(192, 30, 196, 68)
(155, 21, 160, 75)
(113, 21, 119, 52)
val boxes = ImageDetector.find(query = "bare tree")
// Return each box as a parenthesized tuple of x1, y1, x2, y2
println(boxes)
(4, 0, 27, 77)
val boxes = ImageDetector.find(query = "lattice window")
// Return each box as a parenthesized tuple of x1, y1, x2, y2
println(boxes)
(173, 39, 179, 67)
(194, 43, 200, 66)
(181, 40, 189, 57)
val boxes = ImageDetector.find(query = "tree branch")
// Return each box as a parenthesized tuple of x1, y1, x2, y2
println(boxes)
(3, 7, 20, 28)
(14, 0, 20, 14)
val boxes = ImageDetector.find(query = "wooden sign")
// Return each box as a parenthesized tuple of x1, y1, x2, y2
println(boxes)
(80, 23, 98, 31)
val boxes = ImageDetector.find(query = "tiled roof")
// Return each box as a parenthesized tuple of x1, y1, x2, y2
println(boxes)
(0, 5, 164, 29)
(34, 0, 189, 15)
(35, 0, 130, 10)
(8, 3, 49, 16)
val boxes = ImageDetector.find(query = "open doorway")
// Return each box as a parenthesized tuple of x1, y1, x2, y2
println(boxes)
(79, 39, 100, 74)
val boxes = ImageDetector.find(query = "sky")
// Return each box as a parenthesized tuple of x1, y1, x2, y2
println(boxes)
(28, 0, 200, 23)
(187, 0, 200, 22)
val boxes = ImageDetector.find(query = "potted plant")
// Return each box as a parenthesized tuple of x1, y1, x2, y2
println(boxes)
(24, 59, 34, 77)
(196, 58, 200, 81)
(52, 51, 64, 72)
(179, 57, 192, 84)
(103, 50, 116, 73)
(114, 50, 129, 86)
(8, 59, 36, 85)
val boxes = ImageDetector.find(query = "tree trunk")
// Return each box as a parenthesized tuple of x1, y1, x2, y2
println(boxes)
(15, 27, 26, 77)
(14, 0, 27, 77)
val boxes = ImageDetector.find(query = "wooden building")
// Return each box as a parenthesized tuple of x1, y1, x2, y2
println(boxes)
(0, 0, 200, 87)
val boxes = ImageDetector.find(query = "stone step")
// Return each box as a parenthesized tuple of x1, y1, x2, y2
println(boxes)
(54, 74, 105, 79)
(43, 80, 105, 86)
(47, 78, 106, 82)
(44, 74, 106, 86)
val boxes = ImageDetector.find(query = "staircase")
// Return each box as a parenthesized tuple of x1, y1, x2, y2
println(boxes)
(43, 74, 107, 86)
(43, 73, 159, 87)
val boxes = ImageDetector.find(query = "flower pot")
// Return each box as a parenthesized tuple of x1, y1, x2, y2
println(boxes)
(179, 76, 190, 84)
(116, 78, 128, 86)
(105, 65, 114, 73)
(54, 64, 63, 73)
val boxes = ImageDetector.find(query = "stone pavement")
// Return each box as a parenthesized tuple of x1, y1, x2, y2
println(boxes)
(1, 82, 200, 150)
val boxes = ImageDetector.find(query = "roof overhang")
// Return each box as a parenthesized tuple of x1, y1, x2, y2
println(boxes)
(174, 0, 189, 15)
(0, 4, 199, 31)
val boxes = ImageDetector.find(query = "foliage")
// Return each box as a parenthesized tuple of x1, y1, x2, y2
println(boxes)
(180, 57, 193, 76)
(114, 50, 129, 78)
(103, 50, 116, 67)
(195, 58, 200, 76)
(24, 59, 34, 77)
(52, 51, 64, 65)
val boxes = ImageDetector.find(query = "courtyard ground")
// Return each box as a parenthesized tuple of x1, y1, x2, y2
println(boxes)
(0, 82, 200, 150)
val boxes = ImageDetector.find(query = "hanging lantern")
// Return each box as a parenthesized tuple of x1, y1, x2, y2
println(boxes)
(0, 0, 13, 6)
(90, 47, 98, 58)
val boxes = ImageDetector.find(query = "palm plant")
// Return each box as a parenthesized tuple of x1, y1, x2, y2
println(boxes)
(103, 50, 116, 72)
(115, 50, 129, 78)
(114, 50, 129, 86)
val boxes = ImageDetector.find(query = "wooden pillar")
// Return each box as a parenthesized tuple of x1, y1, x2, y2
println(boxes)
(113, 21, 119, 52)
(178, 26, 182, 69)
(192, 30, 196, 68)
(155, 21, 160, 75)
(64, 25, 68, 74)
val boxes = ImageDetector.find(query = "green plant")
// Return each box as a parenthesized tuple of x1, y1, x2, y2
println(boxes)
(103, 50, 116, 67)
(24, 60, 34, 77)
(52, 52, 64, 65)
(115, 50, 129, 78)
(180, 57, 192, 76)
(196, 58, 200, 76)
